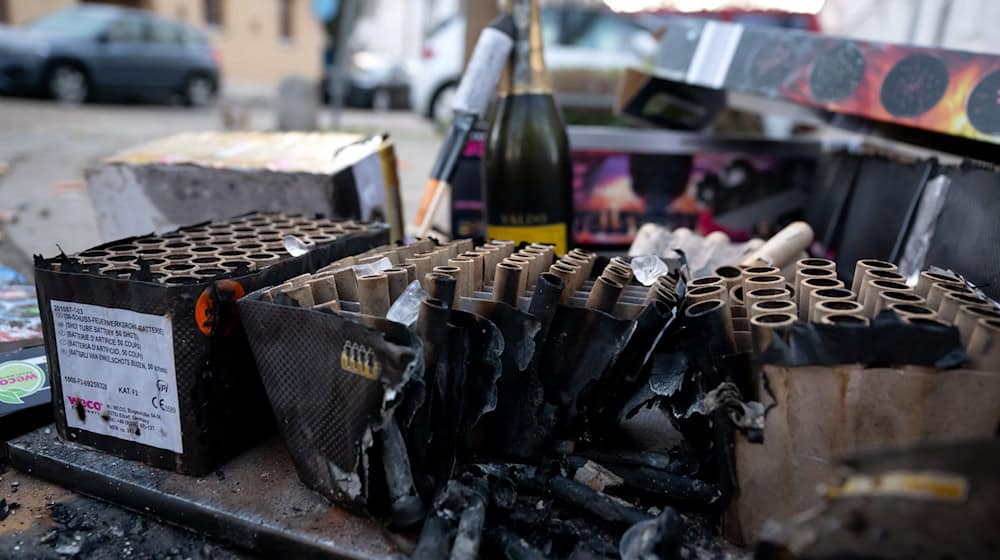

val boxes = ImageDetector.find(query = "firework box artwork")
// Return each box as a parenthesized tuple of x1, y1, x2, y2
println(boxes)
(651, 18, 1000, 156)
(451, 126, 818, 247)
(0, 345, 51, 440)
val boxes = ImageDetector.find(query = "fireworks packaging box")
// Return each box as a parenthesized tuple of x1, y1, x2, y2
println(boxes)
(729, 319, 1000, 544)
(86, 131, 406, 243)
(0, 345, 50, 442)
(647, 17, 1000, 162)
(34, 214, 389, 475)
(450, 125, 818, 247)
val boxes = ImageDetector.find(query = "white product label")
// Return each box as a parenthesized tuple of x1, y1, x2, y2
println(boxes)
(352, 152, 387, 223)
(452, 27, 514, 116)
(50, 300, 182, 454)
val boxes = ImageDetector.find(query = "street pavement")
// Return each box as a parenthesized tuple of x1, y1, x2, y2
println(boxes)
(0, 97, 440, 279)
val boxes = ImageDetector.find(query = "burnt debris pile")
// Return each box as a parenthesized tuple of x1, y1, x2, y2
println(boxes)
(239, 237, 768, 559)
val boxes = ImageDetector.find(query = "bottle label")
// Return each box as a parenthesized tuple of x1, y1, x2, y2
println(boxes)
(487, 223, 567, 255)
(452, 28, 514, 117)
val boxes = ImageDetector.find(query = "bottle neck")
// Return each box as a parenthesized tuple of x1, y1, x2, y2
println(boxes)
(506, 0, 551, 95)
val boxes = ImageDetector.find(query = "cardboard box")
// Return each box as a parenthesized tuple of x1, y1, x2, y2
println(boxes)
(86, 132, 405, 243)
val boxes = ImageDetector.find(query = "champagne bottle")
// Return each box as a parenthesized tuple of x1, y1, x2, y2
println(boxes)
(483, 0, 572, 254)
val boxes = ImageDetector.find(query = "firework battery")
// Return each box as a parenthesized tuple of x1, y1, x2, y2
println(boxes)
(34, 212, 388, 475)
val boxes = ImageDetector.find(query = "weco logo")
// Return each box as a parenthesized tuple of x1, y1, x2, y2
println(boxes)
(340, 341, 381, 380)
(68, 396, 103, 411)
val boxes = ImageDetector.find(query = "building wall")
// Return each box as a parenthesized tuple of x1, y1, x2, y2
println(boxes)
(7, 0, 75, 25)
(5, 0, 325, 87)
(151, 0, 325, 85)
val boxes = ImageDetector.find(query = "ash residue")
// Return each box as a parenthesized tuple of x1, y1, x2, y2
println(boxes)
(19, 500, 253, 560)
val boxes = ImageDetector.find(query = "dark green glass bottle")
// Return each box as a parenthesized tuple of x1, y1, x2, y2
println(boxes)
(483, 0, 572, 254)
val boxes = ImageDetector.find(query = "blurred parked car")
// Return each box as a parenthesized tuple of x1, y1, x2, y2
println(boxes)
(410, 7, 658, 125)
(321, 49, 410, 110)
(0, 5, 219, 106)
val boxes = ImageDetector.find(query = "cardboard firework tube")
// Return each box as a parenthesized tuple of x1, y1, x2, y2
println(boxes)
(194, 267, 228, 280)
(406, 255, 433, 290)
(527, 244, 555, 268)
(514, 252, 541, 287)
(713, 265, 743, 290)
(646, 283, 678, 308)
(750, 312, 796, 354)
(410, 238, 435, 253)
(860, 279, 910, 317)
(745, 287, 792, 319)
(808, 287, 855, 321)
(548, 263, 577, 303)
(889, 303, 936, 321)
(492, 262, 523, 306)
(431, 249, 451, 269)
(569, 249, 596, 277)
(394, 243, 417, 263)
(333, 267, 359, 302)
(490, 240, 516, 258)
(742, 265, 781, 277)
(313, 300, 342, 313)
(447, 258, 476, 296)
(506, 255, 533, 288)
(357, 273, 391, 317)
(247, 252, 281, 268)
(729, 285, 745, 306)
(915, 270, 961, 297)
(820, 314, 870, 326)
(399, 263, 417, 284)
(686, 299, 736, 355)
(795, 257, 836, 273)
(454, 238, 474, 255)
(798, 277, 844, 320)
(426, 272, 457, 309)
(464, 251, 489, 286)
(739, 221, 813, 269)
(555, 261, 583, 294)
(955, 306, 1000, 347)
(926, 281, 973, 311)
(601, 266, 632, 290)
(433, 265, 463, 306)
(751, 299, 796, 318)
(795, 267, 837, 308)
(77, 249, 112, 262)
(456, 254, 484, 292)
(857, 269, 907, 306)
(281, 284, 316, 308)
(938, 292, 988, 324)
(744, 274, 785, 294)
(686, 285, 727, 308)
(851, 259, 898, 295)
(813, 300, 865, 323)
(657, 272, 679, 293)
(561, 251, 589, 267)
(586, 276, 624, 314)
(689, 275, 726, 290)
(307, 276, 339, 305)
(384, 268, 410, 303)
(356, 254, 386, 267)
(870, 290, 924, 317)
(142, 258, 169, 272)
